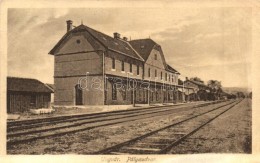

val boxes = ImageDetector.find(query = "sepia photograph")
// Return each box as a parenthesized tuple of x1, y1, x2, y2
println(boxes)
(1, 0, 259, 162)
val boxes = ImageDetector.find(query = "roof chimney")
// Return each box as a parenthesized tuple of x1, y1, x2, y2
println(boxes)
(123, 37, 128, 41)
(113, 32, 120, 39)
(66, 20, 73, 32)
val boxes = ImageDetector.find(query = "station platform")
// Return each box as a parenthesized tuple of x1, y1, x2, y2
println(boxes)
(8, 101, 212, 121)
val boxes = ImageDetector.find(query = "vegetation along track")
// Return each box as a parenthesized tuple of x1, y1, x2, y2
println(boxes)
(7, 100, 231, 147)
(94, 99, 243, 154)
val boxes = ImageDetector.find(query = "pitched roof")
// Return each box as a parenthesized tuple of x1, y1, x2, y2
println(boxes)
(185, 80, 209, 88)
(7, 77, 53, 93)
(130, 39, 180, 74)
(166, 64, 180, 74)
(49, 25, 144, 61)
(129, 39, 157, 61)
(45, 83, 55, 92)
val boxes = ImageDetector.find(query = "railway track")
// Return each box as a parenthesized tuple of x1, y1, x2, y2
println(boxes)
(7, 101, 216, 132)
(7, 100, 231, 147)
(94, 99, 243, 154)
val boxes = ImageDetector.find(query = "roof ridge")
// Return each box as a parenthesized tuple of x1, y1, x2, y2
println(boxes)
(125, 41, 145, 61)
(130, 38, 158, 45)
(79, 24, 115, 40)
(79, 24, 144, 61)
(188, 80, 208, 87)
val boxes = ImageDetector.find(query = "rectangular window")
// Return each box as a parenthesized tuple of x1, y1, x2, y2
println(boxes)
(148, 68, 151, 77)
(154, 54, 157, 60)
(121, 61, 124, 71)
(169, 74, 171, 81)
(165, 73, 167, 81)
(122, 86, 126, 100)
(155, 69, 157, 77)
(112, 84, 117, 100)
(112, 58, 115, 69)
(161, 71, 163, 80)
(130, 63, 132, 73)
(137, 65, 139, 75)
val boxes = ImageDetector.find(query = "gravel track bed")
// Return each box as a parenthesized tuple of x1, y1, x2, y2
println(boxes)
(7, 101, 234, 154)
(168, 98, 251, 154)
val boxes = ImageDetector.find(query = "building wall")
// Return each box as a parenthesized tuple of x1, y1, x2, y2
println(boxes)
(105, 56, 143, 80)
(55, 52, 102, 77)
(184, 81, 199, 92)
(53, 32, 105, 105)
(7, 91, 51, 113)
(105, 79, 132, 105)
(143, 48, 178, 86)
(54, 33, 103, 77)
(54, 76, 104, 105)
(51, 30, 181, 106)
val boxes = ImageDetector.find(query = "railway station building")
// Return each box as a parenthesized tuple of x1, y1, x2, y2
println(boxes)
(49, 20, 194, 106)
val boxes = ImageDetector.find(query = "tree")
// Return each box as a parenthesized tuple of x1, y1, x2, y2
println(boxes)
(207, 80, 222, 100)
(190, 77, 204, 84)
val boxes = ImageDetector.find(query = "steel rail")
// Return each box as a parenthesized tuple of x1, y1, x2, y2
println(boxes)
(94, 100, 242, 154)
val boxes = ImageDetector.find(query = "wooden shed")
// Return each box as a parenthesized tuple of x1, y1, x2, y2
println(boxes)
(7, 77, 54, 113)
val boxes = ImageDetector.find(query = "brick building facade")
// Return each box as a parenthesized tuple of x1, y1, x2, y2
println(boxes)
(49, 20, 193, 106)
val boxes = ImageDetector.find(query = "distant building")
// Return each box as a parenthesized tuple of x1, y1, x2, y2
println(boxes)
(7, 77, 53, 113)
(49, 20, 193, 106)
(184, 79, 210, 101)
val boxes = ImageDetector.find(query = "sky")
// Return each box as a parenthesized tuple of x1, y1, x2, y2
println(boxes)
(7, 8, 252, 89)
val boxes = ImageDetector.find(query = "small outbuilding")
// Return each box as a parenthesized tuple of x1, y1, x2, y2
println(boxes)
(7, 77, 54, 113)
